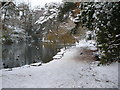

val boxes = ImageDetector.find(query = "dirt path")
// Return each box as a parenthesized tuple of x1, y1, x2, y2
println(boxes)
(73, 47, 97, 62)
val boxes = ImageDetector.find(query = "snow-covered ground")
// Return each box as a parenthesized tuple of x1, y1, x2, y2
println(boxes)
(1, 40, 118, 88)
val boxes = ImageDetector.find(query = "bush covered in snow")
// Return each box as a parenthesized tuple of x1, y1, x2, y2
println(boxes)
(78, 2, 120, 64)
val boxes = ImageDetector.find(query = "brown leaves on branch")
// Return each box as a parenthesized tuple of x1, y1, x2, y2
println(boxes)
(46, 29, 77, 44)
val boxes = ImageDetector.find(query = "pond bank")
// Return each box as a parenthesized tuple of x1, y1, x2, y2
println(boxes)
(2, 41, 66, 68)
(1, 40, 118, 88)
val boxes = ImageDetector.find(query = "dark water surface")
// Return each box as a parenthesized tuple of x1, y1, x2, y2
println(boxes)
(2, 41, 63, 68)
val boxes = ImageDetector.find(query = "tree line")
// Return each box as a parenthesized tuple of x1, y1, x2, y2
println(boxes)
(62, 2, 120, 64)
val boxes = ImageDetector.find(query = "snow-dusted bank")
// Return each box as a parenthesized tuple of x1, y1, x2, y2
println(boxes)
(1, 40, 118, 88)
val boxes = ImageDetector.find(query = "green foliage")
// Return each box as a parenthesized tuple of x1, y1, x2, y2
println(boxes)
(3, 39, 13, 45)
(2, 35, 13, 45)
(79, 2, 120, 64)
(58, 2, 76, 21)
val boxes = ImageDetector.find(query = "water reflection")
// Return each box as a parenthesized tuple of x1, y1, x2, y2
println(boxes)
(2, 41, 62, 68)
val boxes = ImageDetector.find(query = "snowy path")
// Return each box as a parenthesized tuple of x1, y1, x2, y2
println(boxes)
(1, 40, 118, 88)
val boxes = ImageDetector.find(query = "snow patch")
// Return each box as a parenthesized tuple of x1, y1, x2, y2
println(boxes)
(1, 40, 118, 88)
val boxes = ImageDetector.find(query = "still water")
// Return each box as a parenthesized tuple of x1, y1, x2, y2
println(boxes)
(2, 40, 63, 68)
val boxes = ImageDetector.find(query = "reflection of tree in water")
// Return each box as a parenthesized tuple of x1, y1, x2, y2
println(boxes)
(2, 42, 26, 68)
(2, 40, 62, 68)
(25, 41, 43, 64)
(42, 43, 62, 63)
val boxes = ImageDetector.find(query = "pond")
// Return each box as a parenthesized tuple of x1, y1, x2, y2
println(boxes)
(2, 40, 64, 68)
